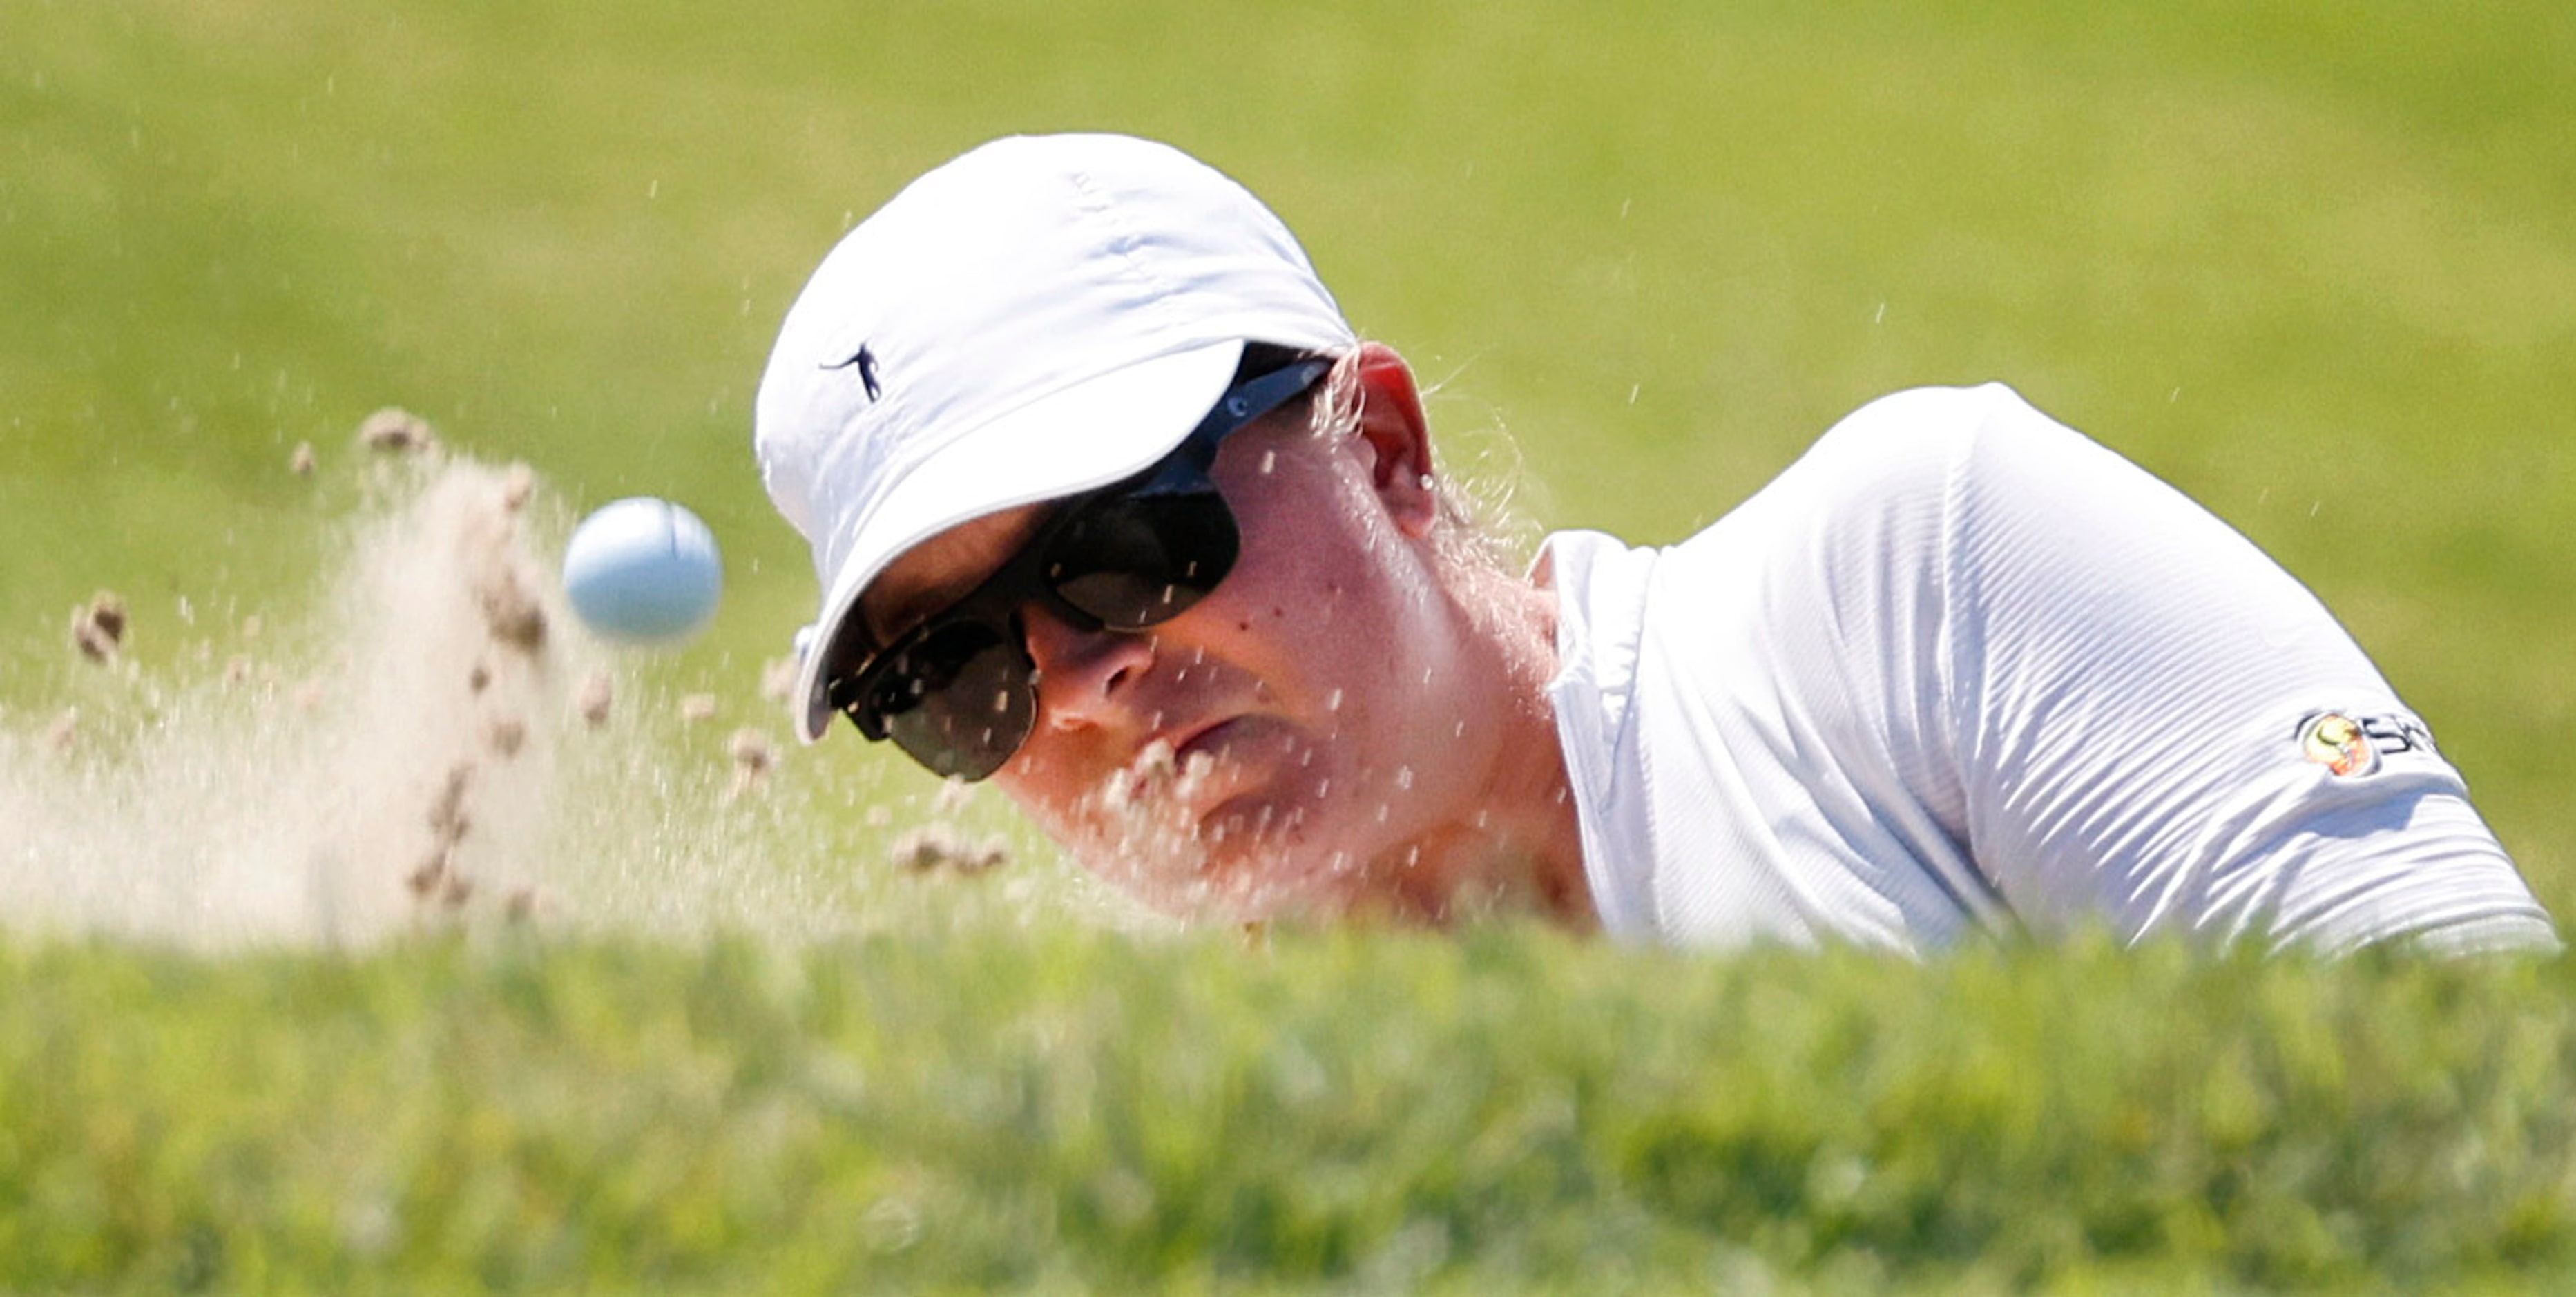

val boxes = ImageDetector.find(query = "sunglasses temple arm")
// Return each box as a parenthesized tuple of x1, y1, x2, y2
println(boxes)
(1173, 358, 1335, 469)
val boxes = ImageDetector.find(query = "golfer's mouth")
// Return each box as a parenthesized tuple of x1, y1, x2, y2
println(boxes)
(1173, 715, 1246, 767)
(1096, 720, 1249, 827)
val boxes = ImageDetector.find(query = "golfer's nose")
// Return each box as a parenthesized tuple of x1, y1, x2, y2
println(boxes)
(1021, 604, 1153, 730)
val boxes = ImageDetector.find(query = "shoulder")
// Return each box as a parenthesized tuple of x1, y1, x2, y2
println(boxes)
(1823, 381, 2030, 441)
(1735, 383, 2022, 521)
(1778, 382, 2193, 546)
(1675, 383, 2037, 564)
(1792, 381, 2069, 489)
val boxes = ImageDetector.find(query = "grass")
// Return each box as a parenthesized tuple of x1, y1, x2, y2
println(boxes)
(8, 931, 2576, 1292)
(4, 0, 2575, 1287)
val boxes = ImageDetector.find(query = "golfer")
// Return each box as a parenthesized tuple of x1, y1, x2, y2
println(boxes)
(754, 133, 2555, 956)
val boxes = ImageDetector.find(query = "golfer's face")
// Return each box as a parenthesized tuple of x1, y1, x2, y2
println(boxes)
(862, 401, 1465, 919)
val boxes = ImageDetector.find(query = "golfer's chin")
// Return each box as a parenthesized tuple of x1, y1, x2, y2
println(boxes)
(1032, 742, 1397, 922)
(1067, 813, 1371, 925)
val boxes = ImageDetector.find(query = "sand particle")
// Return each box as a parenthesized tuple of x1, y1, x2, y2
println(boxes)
(890, 825, 1008, 874)
(427, 762, 474, 848)
(575, 671, 613, 727)
(759, 655, 800, 703)
(486, 718, 527, 759)
(357, 407, 439, 454)
(70, 591, 126, 662)
(474, 569, 547, 655)
(407, 853, 447, 899)
(727, 727, 776, 800)
(499, 462, 537, 513)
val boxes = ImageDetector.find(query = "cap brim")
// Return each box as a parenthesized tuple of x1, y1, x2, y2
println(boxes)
(791, 338, 1246, 744)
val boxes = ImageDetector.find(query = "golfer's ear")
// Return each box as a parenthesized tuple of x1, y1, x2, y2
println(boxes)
(1347, 343, 1439, 537)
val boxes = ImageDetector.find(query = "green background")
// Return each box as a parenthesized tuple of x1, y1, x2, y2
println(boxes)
(5, 1, 2575, 1288)
(6, 1, 2570, 889)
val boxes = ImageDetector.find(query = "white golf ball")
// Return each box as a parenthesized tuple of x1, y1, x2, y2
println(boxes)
(562, 497, 723, 645)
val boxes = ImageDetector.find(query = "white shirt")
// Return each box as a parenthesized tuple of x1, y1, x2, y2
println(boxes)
(1544, 383, 2557, 955)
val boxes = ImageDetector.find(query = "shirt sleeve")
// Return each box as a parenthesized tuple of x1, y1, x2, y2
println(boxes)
(1854, 385, 2555, 954)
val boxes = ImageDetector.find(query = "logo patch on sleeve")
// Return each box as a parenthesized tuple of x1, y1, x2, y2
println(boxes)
(2298, 712, 2376, 776)
(2295, 710, 2436, 778)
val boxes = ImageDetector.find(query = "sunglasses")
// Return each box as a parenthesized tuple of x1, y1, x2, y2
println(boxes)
(826, 356, 1334, 780)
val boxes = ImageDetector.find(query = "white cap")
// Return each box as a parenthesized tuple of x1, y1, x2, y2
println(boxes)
(756, 133, 1358, 743)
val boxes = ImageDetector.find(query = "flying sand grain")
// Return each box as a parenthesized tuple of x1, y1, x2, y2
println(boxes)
(499, 463, 537, 513)
(475, 569, 548, 655)
(70, 592, 126, 662)
(486, 718, 527, 759)
(890, 825, 1007, 874)
(727, 727, 775, 800)
(575, 671, 613, 727)
(357, 407, 439, 454)
(759, 655, 800, 703)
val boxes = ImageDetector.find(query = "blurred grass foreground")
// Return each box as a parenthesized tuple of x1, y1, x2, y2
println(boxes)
(6, 0, 2576, 1289)
(9, 935, 2576, 1290)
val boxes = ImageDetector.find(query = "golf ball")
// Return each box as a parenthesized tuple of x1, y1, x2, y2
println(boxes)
(562, 497, 723, 645)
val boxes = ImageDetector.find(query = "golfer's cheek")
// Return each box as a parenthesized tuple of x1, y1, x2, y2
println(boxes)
(994, 740, 1066, 799)
(995, 730, 1108, 811)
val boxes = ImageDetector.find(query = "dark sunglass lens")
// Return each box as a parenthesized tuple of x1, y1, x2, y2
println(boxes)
(870, 622, 1035, 780)
(1048, 492, 1240, 630)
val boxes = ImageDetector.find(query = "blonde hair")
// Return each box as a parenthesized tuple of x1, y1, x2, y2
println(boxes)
(1302, 347, 1535, 580)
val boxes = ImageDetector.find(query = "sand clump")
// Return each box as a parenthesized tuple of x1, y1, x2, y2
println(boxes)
(488, 718, 528, 758)
(727, 727, 775, 801)
(575, 671, 614, 727)
(70, 591, 127, 662)
(357, 407, 439, 455)
(758, 655, 800, 703)
(407, 762, 479, 909)
(890, 825, 1008, 875)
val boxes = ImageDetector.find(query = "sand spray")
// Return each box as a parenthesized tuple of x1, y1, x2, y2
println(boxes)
(0, 436, 1075, 949)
